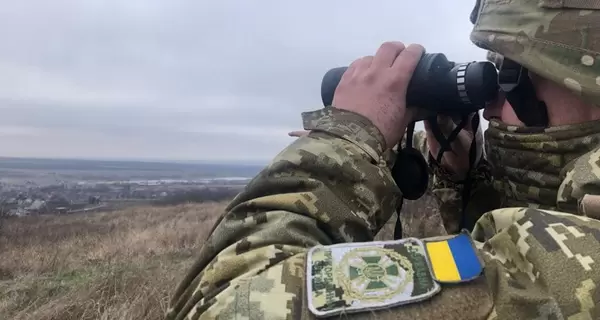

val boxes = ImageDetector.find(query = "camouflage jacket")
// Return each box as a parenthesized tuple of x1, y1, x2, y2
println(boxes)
(406, 130, 500, 234)
(165, 108, 600, 320)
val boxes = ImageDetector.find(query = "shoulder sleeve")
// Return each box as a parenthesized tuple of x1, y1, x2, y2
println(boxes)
(164, 107, 403, 320)
(472, 207, 600, 319)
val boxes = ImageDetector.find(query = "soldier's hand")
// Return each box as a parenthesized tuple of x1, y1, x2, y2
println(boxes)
(332, 42, 425, 149)
(424, 113, 483, 180)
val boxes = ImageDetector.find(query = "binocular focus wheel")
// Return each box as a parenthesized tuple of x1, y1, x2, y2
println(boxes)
(391, 147, 429, 201)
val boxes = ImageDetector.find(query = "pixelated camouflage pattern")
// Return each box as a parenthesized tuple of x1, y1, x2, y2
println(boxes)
(558, 145, 600, 214)
(485, 118, 600, 214)
(472, 206, 600, 320)
(309, 247, 345, 313)
(165, 107, 402, 320)
(411, 113, 600, 233)
(486, 50, 503, 68)
(307, 239, 439, 316)
(470, 0, 600, 106)
(164, 108, 600, 319)
(407, 129, 500, 235)
(301, 106, 386, 157)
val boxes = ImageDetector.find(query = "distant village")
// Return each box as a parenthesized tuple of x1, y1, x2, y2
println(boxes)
(0, 178, 250, 217)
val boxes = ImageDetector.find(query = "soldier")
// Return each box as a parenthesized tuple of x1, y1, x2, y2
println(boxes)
(418, 5, 600, 234)
(165, 1, 600, 319)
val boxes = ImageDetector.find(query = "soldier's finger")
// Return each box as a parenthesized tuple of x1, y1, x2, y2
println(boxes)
(436, 114, 458, 134)
(288, 130, 310, 137)
(423, 119, 431, 131)
(390, 44, 425, 89)
(371, 41, 405, 69)
(341, 55, 372, 81)
(463, 112, 480, 134)
(343, 56, 363, 78)
(356, 55, 374, 71)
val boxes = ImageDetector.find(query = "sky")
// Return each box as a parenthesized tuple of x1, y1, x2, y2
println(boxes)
(0, 0, 489, 164)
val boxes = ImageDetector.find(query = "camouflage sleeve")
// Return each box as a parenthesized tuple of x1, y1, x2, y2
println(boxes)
(164, 107, 402, 320)
(162, 107, 600, 319)
(301, 207, 600, 319)
(470, 207, 600, 319)
(408, 130, 501, 234)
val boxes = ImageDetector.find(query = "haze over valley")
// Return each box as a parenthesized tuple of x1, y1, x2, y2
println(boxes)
(0, 157, 263, 216)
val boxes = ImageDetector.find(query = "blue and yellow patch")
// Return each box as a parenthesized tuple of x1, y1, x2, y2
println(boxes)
(424, 231, 483, 283)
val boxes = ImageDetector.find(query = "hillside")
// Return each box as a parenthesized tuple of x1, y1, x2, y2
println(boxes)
(0, 194, 443, 320)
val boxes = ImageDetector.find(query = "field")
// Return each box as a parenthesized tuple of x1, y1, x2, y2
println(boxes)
(0, 194, 443, 320)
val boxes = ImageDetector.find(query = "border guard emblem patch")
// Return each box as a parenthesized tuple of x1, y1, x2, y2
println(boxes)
(306, 238, 441, 317)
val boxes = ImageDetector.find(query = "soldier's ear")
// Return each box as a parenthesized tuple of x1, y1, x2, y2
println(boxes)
(470, 0, 482, 24)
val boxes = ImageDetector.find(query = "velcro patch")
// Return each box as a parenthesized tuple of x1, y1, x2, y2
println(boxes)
(423, 230, 484, 284)
(306, 238, 441, 318)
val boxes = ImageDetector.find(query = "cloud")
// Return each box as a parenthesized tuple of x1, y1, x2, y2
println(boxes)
(0, 0, 488, 162)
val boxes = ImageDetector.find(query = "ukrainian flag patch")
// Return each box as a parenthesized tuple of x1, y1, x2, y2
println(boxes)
(424, 231, 483, 283)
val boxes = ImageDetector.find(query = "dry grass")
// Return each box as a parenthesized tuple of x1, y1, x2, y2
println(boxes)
(0, 194, 444, 320)
(0, 203, 223, 320)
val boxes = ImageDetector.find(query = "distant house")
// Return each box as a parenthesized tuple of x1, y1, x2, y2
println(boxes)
(27, 199, 46, 212)
(56, 207, 69, 214)
(46, 194, 71, 211)
(88, 195, 101, 205)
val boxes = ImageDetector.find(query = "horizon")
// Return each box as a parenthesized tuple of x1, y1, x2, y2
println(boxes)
(0, 114, 490, 165)
(0, 155, 269, 166)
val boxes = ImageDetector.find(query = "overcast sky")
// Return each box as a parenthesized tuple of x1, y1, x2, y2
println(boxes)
(0, 0, 487, 163)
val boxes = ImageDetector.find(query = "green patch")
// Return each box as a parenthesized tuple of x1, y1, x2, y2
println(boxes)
(306, 238, 441, 318)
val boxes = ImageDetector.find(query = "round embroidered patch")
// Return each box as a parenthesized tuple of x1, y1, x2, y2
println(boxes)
(336, 247, 414, 301)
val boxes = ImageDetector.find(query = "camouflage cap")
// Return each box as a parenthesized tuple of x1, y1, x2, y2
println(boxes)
(469, 0, 600, 106)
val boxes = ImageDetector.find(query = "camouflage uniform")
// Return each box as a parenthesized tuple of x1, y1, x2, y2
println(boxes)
(409, 116, 600, 235)
(165, 1, 600, 319)
(413, 1, 600, 234)
(408, 126, 500, 235)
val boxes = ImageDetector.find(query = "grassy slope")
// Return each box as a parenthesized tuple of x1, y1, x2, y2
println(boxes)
(0, 193, 444, 320)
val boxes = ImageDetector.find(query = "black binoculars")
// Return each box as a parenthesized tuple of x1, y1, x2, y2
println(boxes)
(320, 53, 499, 120)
